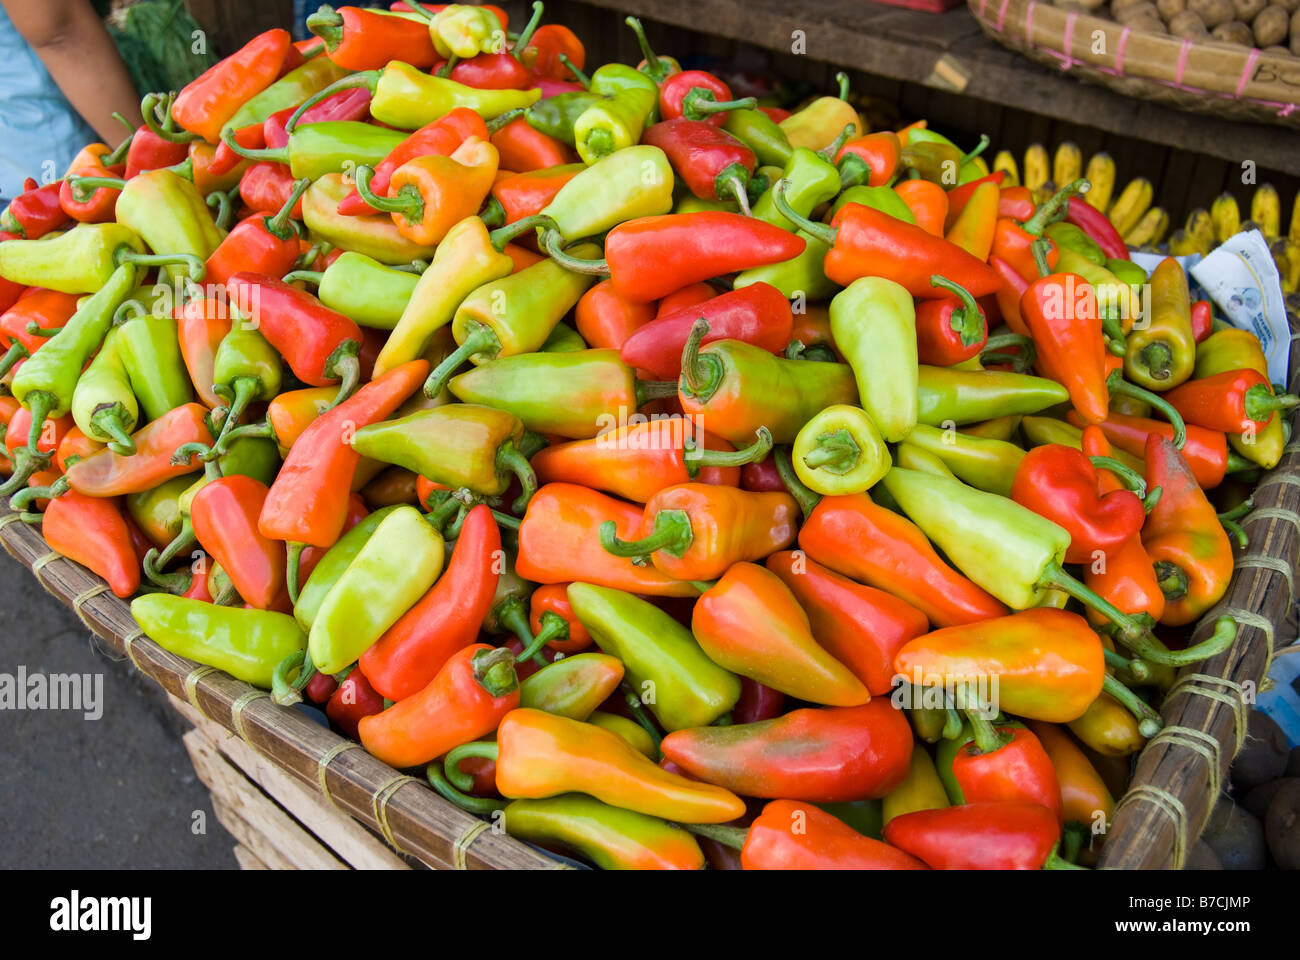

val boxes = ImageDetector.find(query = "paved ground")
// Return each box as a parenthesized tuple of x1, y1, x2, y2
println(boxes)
(0, 554, 237, 869)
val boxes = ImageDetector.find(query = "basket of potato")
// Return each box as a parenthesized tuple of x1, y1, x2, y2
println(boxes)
(968, 0, 1300, 127)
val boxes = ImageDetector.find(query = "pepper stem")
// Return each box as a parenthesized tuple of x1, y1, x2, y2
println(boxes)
(104, 125, 134, 167)
(1106, 369, 1186, 449)
(6, 475, 69, 513)
(557, 52, 590, 88)
(114, 248, 206, 281)
(352, 163, 420, 218)
(634, 379, 679, 404)
(281, 269, 323, 287)
(1023, 178, 1090, 235)
(622, 683, 663, 754)
(1103, 646, 1152, 684)
(25, 322, 63, 337)
(1101, 674, 1163, 739)
(625, 16, 667, 82)
(66, 175, 126, 203)
(426, 761, 507, 816)
(284, 72, 376, 135)
(286, 541, 306, 606)
(512, 2, 545, 55)
(678, 317, 723, 401)
(682, 88, 757, 121)
(771, 179, 836, 246)
(495, 440, 537, 514)
(140, 91, 199, 143)
(541, 230, 610, 275)
(724, 176, 752, 217)
(206, 188, 234, 231)
(488, 213, 556, 251)
(960, 134, 990, 165)
(684, 426, 773, 475)
(436, 54, 460, 79)
(837, 153, 871, 190)
(443, 741, 500, 792)
(1244, 384, 1300, 422)
(963, 700, 1010, 755)
(211, 419, 274, 457)
(424, 324, 501, 398)
(1038, 562, 1149, 646)
(90, 404, 137, 456)
(0, 342, 28, 379)
(1031, 238, 1053, 279)
(682, 822, 748, 849)
(265, 178, 311, 240)
(1042, 842, 1090, 870)
(1088, 455, 1146, 499)
(817, 124, 856, 163)
(599, 509, 693, 561)
(775, 445, 821, 519)
(1101, 314, 1127, 355)
(305, 6, 344, 48)
(271, 649, 316, 706)
(801, 428, 860, 475)
(218, 124, 287, 164)
(472, 646, 521, 697)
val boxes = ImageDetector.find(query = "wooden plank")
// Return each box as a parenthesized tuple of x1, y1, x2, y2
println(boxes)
(172, 697, 410, 871)
(210, 798, 302, 871)
(184, 729, 349, 871)
(232, 845, 269, 871)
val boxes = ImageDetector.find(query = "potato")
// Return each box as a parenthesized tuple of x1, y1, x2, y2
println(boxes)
(1111, 0, 1154, 17)
(1190, 0, 1238, 26)
(1170, 9, 1212, 30)
(1255, 3, 1290, 42)
(1129, 12, 1172, 28)
(1158, 0, 1188, 17)
(1263, 42, 1292, 51)
(1234, 0, 1268, 19)
(1276, 0, 1299, 11)
(1117, 0, 1161, 19)
(1213, 17, 1256, 39)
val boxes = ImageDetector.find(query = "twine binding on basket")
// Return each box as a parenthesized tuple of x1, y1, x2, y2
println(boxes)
(453, 820, 491, 870)
(1163, 674, 1249, 754)
(372, 775, 420, 854)
(183, 664, 219, 720)
(1112, 785, 1190, 869)
(316, 741, 365, 809)
(229, 689, 270, 746)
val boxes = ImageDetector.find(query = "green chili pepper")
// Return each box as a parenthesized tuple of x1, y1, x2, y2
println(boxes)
(519, 653, 627, 720)
(1106, 258, 1147, 287)
(673, 193, 737, 215)
(223, 121, 408, 182)
(541, 323, 586, 352)
(0, 223, 155, 294)
(917, 365, 1070, 426)
(113, 169, 222, 283)
(210, 322, 283, 449)
(829, 277, 917, 442)
(526, 91, 609, 146)
(293, 504, 402, 630)
(752, 148, 841, 232)
(223, 55, 351, 136)
(70, 324, 138, 455)
(541, 145, 674, 242)
(130, 594, 307, 689)
(308, 505, 445, 675)
(902, 423, 1025, 498)
(127, 474, 194, 549)
(566, 582, 741, 732)
(500, 794, 704, 870)
(573, 64, 659, 164)
(723, 108, 793, 167)
(1044, 222, 1106, 266)
(285, 251, 421, 330)
(114, 305, 195, 422)
(733, 230, 837, 300)
(830, 185, 916, 224)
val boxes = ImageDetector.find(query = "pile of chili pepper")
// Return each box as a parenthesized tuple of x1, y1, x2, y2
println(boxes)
(1, 2, 1286, 871)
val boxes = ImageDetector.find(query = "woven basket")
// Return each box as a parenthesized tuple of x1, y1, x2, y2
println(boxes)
(2, 319, 1298, 869)
(968, 0, 1300, 129)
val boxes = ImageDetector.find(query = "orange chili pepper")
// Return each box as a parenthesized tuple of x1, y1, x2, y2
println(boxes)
(171, 29, 294, 143)
(37, 489, 140, 598)
(893, 179, 948, 237)
(1020, 267, 1109, 424)
(692, 562, 869, 706)
(529, 583, 591, 655)
(574, 278, 655, 350)
(515, 483, 698, 597)
(175, 297, 233, 410)
(490, 116, 576, 172)
(657, 282, 716, 318)
(66, 403, 212, 497)
(358, 137, 498, 246)
(990, 180, 1087, 284)
(55, 426, 104, 471)
(944, 180, 999, 261)
(503, 242, 543, 273)
(1067, 691, 1145, 757)
(359, 643, 520, 769)
(1027, 720, 1114, 862)
(489, 163, 583, 225)
(1070, 409, 1227, 489)
(599, 482, 798, 581)
(835, 131, 901, 187)
(264, 385, 336, 452)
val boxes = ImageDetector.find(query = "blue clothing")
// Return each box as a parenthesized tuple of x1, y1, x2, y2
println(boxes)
(0, 4, 100, 204)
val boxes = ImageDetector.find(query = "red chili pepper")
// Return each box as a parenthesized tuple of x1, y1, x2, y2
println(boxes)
(490, 164, 582, 225)
(914, 275, 988, 366)
(1010, 444, 1145, 565)
(59, 145, 123, 223)
(943, 171, 1006, 229)
(305, 669, 339, 704)
(836, 132, 902, 188)
(0, 231, 24, 314)
(298, 492, 369, 586)
(1069, 410, 1228, 489)
(171, 29, 294, 143)
(1165, 367, 1297, 433)
(657, 282, 716, 318)
(0, 289, 79, 380)
(766, 549, 929, 696)
(998, 185, 1035, 222)
(884, 802, 1076, 870)
(206, 179, 311, 286)
(659, 70, 754, 125)
(1065, 194, 1129, 261)
(3, 180, 69, 239)
(740, 453, 783, 493)
(529, 582, 591, 654)
(1020, 269, 1109, 424)
(124, 125, 192, 179)
(520, 23, 584, 82)
(66, 404, 213, 497)
(359, 504, 502, 701)
(949, 723, 1064, 822)
(620, 282, 793, 380)
(37, 490, 140, 598)
(263, 88, 372, 149)
(227, 273, 363, 390)
(191, 474, 286, 610)
(489, 116, 575, 172)
(991, 180, 1087, 284)
(56, 427, 103, 472)
(733, 678, 785, 723)
(336, 107, 489, 216)
(6, 407, 74, 458)
(326, 668, 386, 740)
(1190, 300, 1213, 344)
(642, 119, 756, 209)
(989, 255, 1030, 336)
(737, 799, 929, 870)
(310, 5, 438, 71)
(445, 52, 531, 90)
(238, 162, 301, 218)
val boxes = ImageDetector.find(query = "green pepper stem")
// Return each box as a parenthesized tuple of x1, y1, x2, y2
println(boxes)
(1042, 842, 1089, 870)
(424, 324, 501, 399)
(929, 275, 985, 348)
(479, 195, 506, 229)
(817, 123, 856, 163)
(66, 175, 125, 203)
(218, 125, 287, 165)
(140, 91, 199, 144)
(211, 378, 261, 452)
(206, 188, 234, 231)
(622, 684, 663, 754)
(1137, 342, 1173, 381)
(625, 15, 667, 82)
(142, 526, 196, 593)
(1225, 450, 1257, 475)
(472, 645, 522, 697)
(265, 178, 311, 240)
(1106, 369, 1186, 449)
(426, 761, 507, 816)
(104, 125, 134, 167)
(1038, 562, 1149, 646)
(801, 428, 860, 475)
(837, 153, 870, 190)
(1220, 518, 1248, 549)
(1022, 178, 1090, 235)
(682, 88, 756, 121)
(488, 213, 556, 251)
(1101, 674, 1162, 738)
(496, 440, 537, 515)
(964, 701, 1011, 755)
(1101, 314, 1127, 355)
(516, 611, 566, 664)
(771, 179, 836, 246)
(1088, 455, 1146, 499)
(1244, 384, 1300, 422)
(281, 269, 323, 287)
(305, 6, 344, 48)
(942, 707, 965, 740)
(286, 541, 306, 606)
(775, 444, 821, 519)
(1218, 497, 1254, 523)
(683, 822, 748, 849)
(171, 440, 213, 466)
(541, 229, 610, 275)
(835, 71, 851, 101)
(24, 390, 54, 452)
(285, 72, 377, 135)
(211, 419, 275, 457)
(678, 317, 723, 401)
(6, 475, 69, 513)
(1103, 646, 1152, 684)
(436, 54, 460, 79)
(24, 322, 62, 337)
(114, 248, 206, 281)
(443, 741, 501, 792)
(320, 341, 360, 409)
(352, 163, 422, 220)
(90, 404, 137, 456)
(491, 509, 522, 530)
(271, 650, 316, 706)
(0, 342, 28, 379)
(981, 332, 1036, 371)
(599, 509, 693, 561)
(512, 2, 545, 54)
(723, 176, 752, 217)
(960, 134, 990, 165)
(684, 426, 773, 475)
(424, 493, 462, 532)
(1031, 238, 1053, 279)
(557, 52, 590, 89)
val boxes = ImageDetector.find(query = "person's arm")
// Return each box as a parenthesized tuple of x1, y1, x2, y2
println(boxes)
(3, 0, 142, 144)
